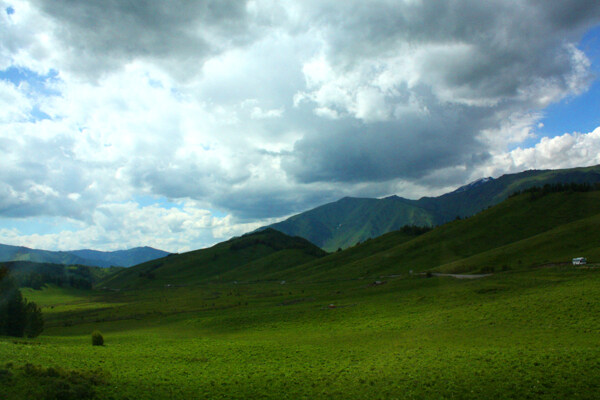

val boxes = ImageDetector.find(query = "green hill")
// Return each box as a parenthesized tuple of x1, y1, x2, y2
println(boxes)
(99, 228, 327, 289)
(266, 164, 600, 251)
(266, 189, 600, 281)
(266, 196, 434, 252)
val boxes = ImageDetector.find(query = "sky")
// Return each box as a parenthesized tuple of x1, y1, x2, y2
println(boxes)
(1, 0, 600, 253)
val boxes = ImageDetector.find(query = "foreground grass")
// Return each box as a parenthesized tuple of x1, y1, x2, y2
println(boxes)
(2, 267, 600, 399)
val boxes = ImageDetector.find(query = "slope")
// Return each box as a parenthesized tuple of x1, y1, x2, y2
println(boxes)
(268, 196, 434, 251)
(99, 228, 327, 289)
(266, 164, 600, 251)
(414, 164, 600, 221)
(268, 190, 600, 281)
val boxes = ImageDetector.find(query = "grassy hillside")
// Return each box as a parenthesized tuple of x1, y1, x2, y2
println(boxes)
(99, 229, 327, 289)
(266, 164, 600, 250)
(416, 164, 600, 221)
(268, 196, 434, 251)
(268, 190, 600, 281)
(2, 267, 600, 399)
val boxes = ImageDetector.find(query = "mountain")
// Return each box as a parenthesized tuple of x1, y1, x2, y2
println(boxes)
(265, 196, 434, 252)
(0, 244, 170, 268)
(263, 188, 600, 282)
(266, 164, 600, 251)
(99, 228, 327, 289)
(68, 246, 171, 268)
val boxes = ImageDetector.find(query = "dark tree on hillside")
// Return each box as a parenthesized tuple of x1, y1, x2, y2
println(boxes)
(0, 266, 44, 338)
(25, 302, 44, 338)
(4, 288, 27, 337)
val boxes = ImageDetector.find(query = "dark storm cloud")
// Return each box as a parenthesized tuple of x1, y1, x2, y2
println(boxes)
(284, 94, 492, 184)
(280, 0, 600, 186)
(213, 186, 338, 220)
(31, 0, 253, 79)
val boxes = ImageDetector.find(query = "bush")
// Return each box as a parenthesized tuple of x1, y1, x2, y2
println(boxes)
(91, 331, 104, 346)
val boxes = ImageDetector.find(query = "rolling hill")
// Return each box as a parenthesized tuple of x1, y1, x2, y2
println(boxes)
(265, 188, 600, 282)
(0, 244, 170, 268)
(99, 228, 327, 289)
(266, 164, 600, 251)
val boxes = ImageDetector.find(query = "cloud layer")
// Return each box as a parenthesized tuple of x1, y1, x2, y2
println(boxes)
(0, 0, 599, 251)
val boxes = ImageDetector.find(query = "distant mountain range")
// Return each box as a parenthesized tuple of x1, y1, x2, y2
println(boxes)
(265, 165, 600, 251)
(0, 244, 170, 268)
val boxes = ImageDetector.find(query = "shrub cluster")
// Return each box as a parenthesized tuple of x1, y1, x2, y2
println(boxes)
(91, 331, 104, 346)
(399, 224, 433, 236)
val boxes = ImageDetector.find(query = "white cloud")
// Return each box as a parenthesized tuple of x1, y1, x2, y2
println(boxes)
(469, 127, 600, 181)
(0, 199, 283, 253)
(507, 127, 600, 171)
(0, 0, 599, 251)
(0, 80, 31, 121)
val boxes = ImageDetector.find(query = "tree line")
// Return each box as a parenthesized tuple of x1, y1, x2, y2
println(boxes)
(0, 266, 44, 338)
(510, 182, 600, 199)
(5, 262, 100, 290)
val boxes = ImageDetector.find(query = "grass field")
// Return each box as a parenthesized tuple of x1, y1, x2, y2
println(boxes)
(2, 266, 600, 399)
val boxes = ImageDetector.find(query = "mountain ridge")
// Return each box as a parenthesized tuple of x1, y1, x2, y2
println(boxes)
(0, 243, 170, 268)
(265, 164, 600, 251)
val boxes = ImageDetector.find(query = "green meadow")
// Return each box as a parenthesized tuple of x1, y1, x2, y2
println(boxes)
(2, 266, 600, 399)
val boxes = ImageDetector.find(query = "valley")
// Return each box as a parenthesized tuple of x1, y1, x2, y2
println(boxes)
(3, 3, 600, 399)
(2, 186, 600, 399)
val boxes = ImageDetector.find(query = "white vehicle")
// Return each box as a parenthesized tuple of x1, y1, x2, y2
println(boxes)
(572, 257, 587, 265)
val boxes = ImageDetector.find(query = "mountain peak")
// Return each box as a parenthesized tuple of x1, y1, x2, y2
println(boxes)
(452, 177, 494, 193)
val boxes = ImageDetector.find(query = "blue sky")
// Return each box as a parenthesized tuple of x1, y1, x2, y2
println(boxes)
(537, 24, 600, 140)
(0, 0, 599, 252)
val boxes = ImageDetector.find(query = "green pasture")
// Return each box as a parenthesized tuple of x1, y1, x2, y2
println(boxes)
(2, 266, 600, 399)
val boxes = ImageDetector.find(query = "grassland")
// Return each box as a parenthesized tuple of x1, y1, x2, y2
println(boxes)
(2, 266, 600, 399)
